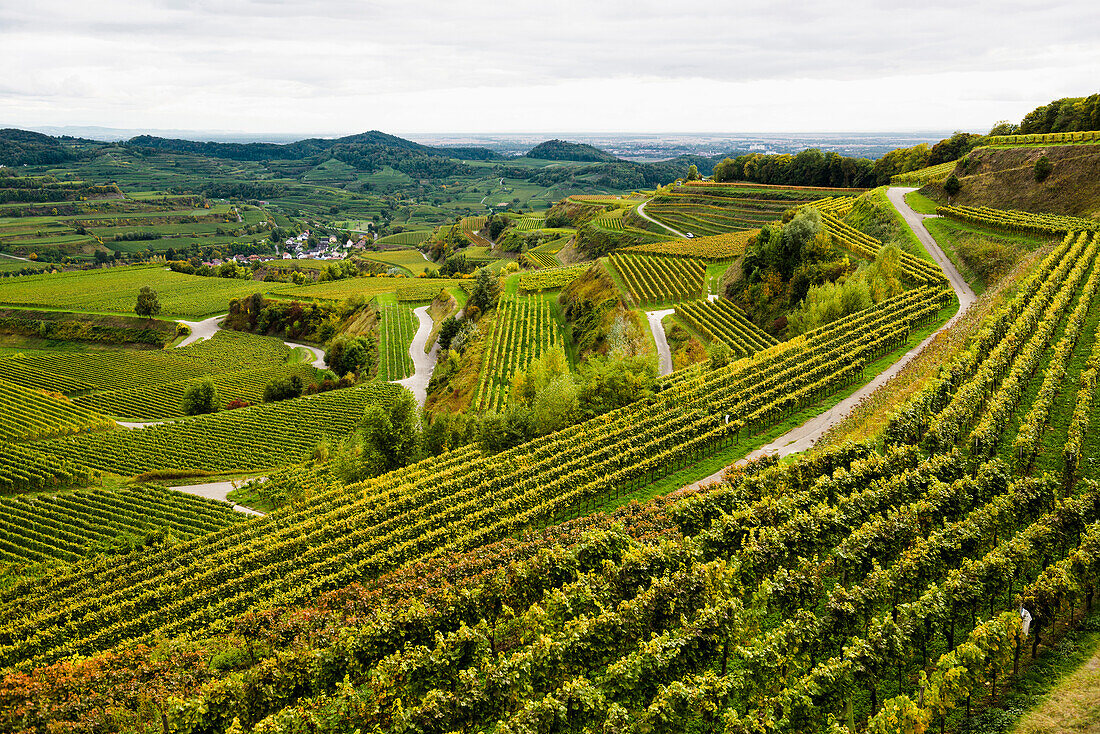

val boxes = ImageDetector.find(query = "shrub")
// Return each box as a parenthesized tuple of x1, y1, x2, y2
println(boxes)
(1034, 155, 1053, 182)
(182, 380, 218, 415)
(263, 374, 303, 403)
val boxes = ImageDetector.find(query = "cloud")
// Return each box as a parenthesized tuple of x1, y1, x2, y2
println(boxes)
(0, 0, 1097, 132)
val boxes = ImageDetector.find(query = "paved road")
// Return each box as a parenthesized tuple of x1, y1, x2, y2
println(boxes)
(168, 480, 265, 517)
(677, 187, 976, 493)
(636, 200, 688, 238)
(645, 308, 676, 376)
(175, 314, 225, 347)
(284, 341, 327, 368)
(395, 305, 439, 406)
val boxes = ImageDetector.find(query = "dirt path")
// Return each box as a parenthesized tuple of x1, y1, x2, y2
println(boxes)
(678, 187, 976, 492)
(284, 341, 327, 368)
(168, 480, 266, 517)
(645, 308, 676, 376)
(636, 200, 687, 238)
(175, 314, 225, 348)
(395, 305, 438, 406)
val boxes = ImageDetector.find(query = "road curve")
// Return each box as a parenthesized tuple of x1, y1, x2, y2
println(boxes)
(678, 187, 976, 492)
(395, 305, 439, 406)
(645, 309, 676, 376)
(284, 341, 327, 369)
(175, 314, 226, 348)
(636, 200, 688, 238)
(168, 480, 266, 517)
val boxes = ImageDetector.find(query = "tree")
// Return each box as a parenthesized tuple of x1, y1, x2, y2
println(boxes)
(263, 374, 303, 402)
(686, 164, 702, 181)
(338, 390, 422, 479)
(182, 380, 218, 415)
(135, 286, 161, 318)
(943, 173, 962, 199)
(1034, 155, 1053, 182)
(468, 268, 502, 314)
(325, 335, 374, 376)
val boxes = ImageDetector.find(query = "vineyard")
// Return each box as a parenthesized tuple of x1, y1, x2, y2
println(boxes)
(517, 263, 589, 292)
(9, 218, 1099, 731)
(0, 377, 114, 442)
(17, 383, 404, 479)
(0, 279, 953, 679)
(0, 486, 243, 565)
(819, 211, 949, 286)
(986, 130, 1100, 146)
(622, 229, 756, 261)
(609, 253, 705, 305)
(472, 295, 566, 411)
(0, 330, 292, 395)
(645, 182, 862, 237)
(376, 230, 433, 246)
(937, 204, 1100, 236)
(890, 160, 959, 186)
(513, 216, 546, 231)
(0, 441, 97, 494)
(521, 250, 559, 269)
(71, 363, 316, 420)
(377, 302, 416, 381)
(676, 298, 778, 355)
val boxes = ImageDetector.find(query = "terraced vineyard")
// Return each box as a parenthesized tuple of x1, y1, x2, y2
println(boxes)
(521, 250, 559, 269)
(676, 298, 778, 355)
(986, 130, 1100, 145)
(0, 486, 244, 565)
(0, 278, 952, 677)
(0, 377, 114, 442)
(622, 229, 755, 261)
(819, 211, 948, 286)
(890, 159, 958, 186)
(645, 182, 862, 237)
(377, 302, 416, 381)
(376, 230, 433, 246)
(938, 203, 1100, 235)
(513, 216, 545, 231)
(0, 441, 98, 494)
(472, 295, 566, 411)
(23, 383, 404, 478)
(609, 253, 705, 305)
(72, 363, 317, 420)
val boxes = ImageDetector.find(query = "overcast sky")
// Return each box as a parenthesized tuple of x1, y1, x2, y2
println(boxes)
(1, 0, 1097, 136)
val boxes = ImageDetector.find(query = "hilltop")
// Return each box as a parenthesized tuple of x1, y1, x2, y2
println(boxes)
(525, 139, 621, 162)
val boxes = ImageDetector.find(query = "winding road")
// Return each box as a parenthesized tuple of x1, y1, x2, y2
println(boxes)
(176, 314, 225, 348)
(678, 187, 977, 493)
(636, 200, 688, 238)
(645, 309, 676, 376)
(168, 479, 266, 517)
(395, 305, 440, 406)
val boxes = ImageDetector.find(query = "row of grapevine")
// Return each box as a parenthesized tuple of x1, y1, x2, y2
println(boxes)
(609, 253, 705, 305)
(472, 295, 565, 412)
(938, 204, 1100, 235)
(819, 211, 949, 286)
(376, 230, 433, 246)
(0, 377, 113, 442)
(0, 486, 243, 566)
(676, 298, 778, 355)
(71, 364, 317, 421)
(517, 264, 589, 292)
(0, 284, 952, 672)
(593, 215, 625, 231)
(986, 130, 1100, 145)
(889, 159, 959, 186)
(377, 303, 416, 381)
(804, 195, 857, 217)
(457, 216, 487, 232)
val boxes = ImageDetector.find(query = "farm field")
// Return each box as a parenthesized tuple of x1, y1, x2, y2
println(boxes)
(676, 297, 779, 355)
(359, 248, 432, 275)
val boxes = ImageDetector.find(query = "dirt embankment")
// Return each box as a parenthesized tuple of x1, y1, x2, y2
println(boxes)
(923, 145, 1100, 219)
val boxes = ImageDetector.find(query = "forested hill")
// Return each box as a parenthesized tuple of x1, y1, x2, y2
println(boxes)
(126, 130, 501, 163)
(525, 139, 621, 162)
(0, 128, 80, 166)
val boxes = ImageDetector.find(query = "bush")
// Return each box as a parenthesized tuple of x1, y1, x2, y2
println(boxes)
(325, 335, 375, 376)
(182, 380, 218, 415)
(263, 374, 303, 403)
(1034, 154, 1053, 182)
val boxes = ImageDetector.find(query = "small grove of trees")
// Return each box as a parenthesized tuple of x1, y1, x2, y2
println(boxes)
(263, 374, 303, 403)
(134, 287, 161, 318)
(466, 268, 502, 315)
(181, 380, 218, 415)
(330, 390, 422, 482)
(325, 335, 375, 376)
(943, 173, 962, 199)
(1034, 155, 1053, 182)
